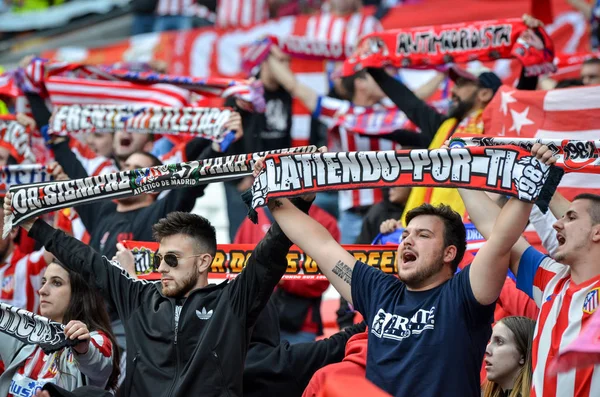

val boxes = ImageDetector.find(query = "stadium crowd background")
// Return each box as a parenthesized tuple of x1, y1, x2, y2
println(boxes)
(0, 0, 598, 396)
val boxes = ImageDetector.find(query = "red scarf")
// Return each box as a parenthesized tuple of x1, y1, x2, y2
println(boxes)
(0, 115, 35, 163)
(346, 18, 556, 77)
(16, 58, 265, 112)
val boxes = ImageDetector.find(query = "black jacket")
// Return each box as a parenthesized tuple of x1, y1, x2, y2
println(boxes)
(355, 199, 405, 244)
(244, 300, 366, 397)
(28, 203, 307, 397)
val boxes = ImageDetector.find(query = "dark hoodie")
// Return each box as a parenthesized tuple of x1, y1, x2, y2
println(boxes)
(244, 299, 366, 397)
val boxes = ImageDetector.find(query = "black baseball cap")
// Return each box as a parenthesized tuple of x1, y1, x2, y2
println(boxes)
(449, 65, 502, 94)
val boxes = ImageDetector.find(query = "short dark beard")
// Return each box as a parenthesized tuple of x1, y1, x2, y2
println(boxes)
(447, 90, 477, 121)
(401, 250, 446, 289)
(163, 269, 200, 298)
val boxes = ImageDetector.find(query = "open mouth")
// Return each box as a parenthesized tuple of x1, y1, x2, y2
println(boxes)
(557, 234, 566, 246)
(402, 251, 417, 263)
(120, 137, 132, 147)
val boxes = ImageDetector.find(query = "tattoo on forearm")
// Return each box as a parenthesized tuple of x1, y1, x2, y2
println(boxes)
(332, 261, 352, 285)
(267, 199, 283, 211)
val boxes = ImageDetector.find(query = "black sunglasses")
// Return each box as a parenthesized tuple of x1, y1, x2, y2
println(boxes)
(153, 253, 203, 271)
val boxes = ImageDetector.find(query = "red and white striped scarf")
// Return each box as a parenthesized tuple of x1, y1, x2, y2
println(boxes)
(18, 59, 264, 111)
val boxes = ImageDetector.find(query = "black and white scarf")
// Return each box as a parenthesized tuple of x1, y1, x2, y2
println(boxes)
(3, 146, 316, 236)
(0, 302, 76, 354)
(245, 146, 564, 221)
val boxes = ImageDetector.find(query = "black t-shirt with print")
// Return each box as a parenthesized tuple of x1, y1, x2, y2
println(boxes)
(225, 87, 293, 154)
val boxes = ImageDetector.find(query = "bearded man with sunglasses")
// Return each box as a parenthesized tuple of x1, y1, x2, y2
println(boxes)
(4, 194, 315, 397)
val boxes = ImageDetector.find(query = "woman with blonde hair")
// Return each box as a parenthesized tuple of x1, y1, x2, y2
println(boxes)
(483, 316, 536, 397)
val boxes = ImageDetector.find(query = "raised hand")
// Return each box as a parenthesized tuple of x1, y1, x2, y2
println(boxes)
(224, 111, 244, 142)
(3, 192, 36, 232)
(48, 162, 69, 181)
(380, 218, 402, 235)
(531, 143, 557, 165)
(112, 242, 137, 279)
(522, 13, 544, 29)
(64, 320, 91, 354)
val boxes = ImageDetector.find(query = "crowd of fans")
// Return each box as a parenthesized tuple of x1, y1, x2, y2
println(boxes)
(130, 0, 402, 34)
(0, 1, 598, 397)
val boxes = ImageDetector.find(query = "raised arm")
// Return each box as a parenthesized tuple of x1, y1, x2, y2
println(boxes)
(464, 143, 558, 304)
(153, 140, 221, 215)
(469, 197, 535, 305)
(567, 0, 593, 19)
(413, 72, 446, 100)
(48, 137, 105, 230)
(548, 190, 570, 219)
(267, 49, 318, 113)
(366, 67, 446, 145)
(228, 198, 312, 326)
(267, 197, 357, 304)
(459, 188, 531, 279)
(5, 194, 149, 320)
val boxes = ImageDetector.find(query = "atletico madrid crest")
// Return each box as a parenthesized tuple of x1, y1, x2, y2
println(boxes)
(583, 287, 600, 314)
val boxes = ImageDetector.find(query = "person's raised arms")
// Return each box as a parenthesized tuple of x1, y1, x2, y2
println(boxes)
(467, 143, 557, 305)
(267, 46, 318, 113)
(251, 148, 356, 303)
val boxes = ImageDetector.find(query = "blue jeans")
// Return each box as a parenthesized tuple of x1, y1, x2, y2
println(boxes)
(339, 210, 365, 244)
(280, 330, 317, 345)
(131, 14, 156, 36)
(153, 15, 193, 32)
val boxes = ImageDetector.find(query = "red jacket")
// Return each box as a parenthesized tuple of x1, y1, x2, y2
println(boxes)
(303, 330, 369, 397)
(234, 205, 338, 334)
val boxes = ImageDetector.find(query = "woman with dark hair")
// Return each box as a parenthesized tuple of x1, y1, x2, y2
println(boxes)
(483, 316, 536, 397)
(0, 261, 120, 396)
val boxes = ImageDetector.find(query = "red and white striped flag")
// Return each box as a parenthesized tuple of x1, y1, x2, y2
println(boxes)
(216, 0, 269, 29)
(17, 58, 191, 109)
(483, 85, 600, 200)
(45, 77, 191, 108)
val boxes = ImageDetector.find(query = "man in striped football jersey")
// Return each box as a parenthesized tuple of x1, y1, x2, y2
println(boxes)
(462, 158, 600, 397)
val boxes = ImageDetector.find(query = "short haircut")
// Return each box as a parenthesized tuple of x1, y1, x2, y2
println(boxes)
(133, 151, 163, 167)
(404, 203, 467, 272)
(582, 58, 600, 67)
(340, 69, 368, 100)
(573, 193, 600, 225)
(152, 212, 217, 256)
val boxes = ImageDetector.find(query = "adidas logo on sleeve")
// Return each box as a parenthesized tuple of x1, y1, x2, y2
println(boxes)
(196, 307, 213, 320)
